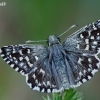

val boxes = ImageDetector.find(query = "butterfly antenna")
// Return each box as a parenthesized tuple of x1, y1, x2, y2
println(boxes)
(25, 40, 47, 44)
(58, 24, 78, 37)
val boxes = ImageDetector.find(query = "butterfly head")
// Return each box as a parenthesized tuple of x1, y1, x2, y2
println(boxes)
(47, 35, 60, 46)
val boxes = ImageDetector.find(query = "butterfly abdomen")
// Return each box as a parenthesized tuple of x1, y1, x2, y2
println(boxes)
(50, 44, 71, 89)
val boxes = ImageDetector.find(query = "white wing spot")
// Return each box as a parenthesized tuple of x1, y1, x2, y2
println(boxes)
(35, 56, 38, 60)
(89, 64, 92, 68)
(13, 57, 16, 60)
(82, 78, 87, 83)
(40, 69, 45, 75)
(97, 33, 100, 35)
(47, 89, 51, 93)
(76, 44, 80, 49)
(47, 81, 50, 86)
(92, 46, 96, 49)
(92, 41, 97, 45)
(19, 57, 23, 61)
(78, 58, 83, 64)
(19, 62, 24, 67)
(88, 58, 92, 63)
(33, 86, 40, 91)
(35, 80, 38, 84)
(6, 60, 10, 64)
(20, 71, 25, 76)
(19, 50, 23, 55)
(23, 65, 27, 69)
(88, 31, 91, 36)
(32, 74, 36, 79)
(88, 76, 92, 80)
(25, 56, 29, 61)
(80, 34, 84, 38)
(79, 72, 83, 77)
(83, 70, 86, 75)
(0, 49, 2, 53)
(27, 62, 33, 67)
(85, 45, 89, 50)
(90, 36, 94, 39)
(3, 58, 7, 61)
(10, 64, 14, 68)
(85, 39, 89, 44)
(33, 67, 37, 71)
(92, 69, 98, 75)
(38, 83, 42, 86)
(15, 67, 19, 71)
(93, 24, 97, 30)
(78, 81, 82, 86)
(88, 68, 91, 72)
(43, 81, 46, 86)
(1, 54, 5, 57)
(15, 60, 18, 64)
(27, 49, 30, 53)
(41, 89, 44, 92)
(13, 50, 16, 53)
(6, 49, 11, 52)
(96, 36, 100, 41)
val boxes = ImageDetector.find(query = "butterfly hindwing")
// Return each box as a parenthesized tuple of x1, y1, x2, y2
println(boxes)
(26, 57, 62, 93)
(66, 52, 100, 87)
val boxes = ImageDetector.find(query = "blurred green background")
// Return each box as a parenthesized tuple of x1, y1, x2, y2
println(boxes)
(0, 0, 100, 100)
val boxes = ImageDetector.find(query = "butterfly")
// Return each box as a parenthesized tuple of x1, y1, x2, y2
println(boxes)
(0, 20, 100, 93)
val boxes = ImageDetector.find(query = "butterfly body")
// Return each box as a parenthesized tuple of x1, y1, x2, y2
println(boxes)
(47, 35, 76, 89)
(1, 20, 100, 93)
(49, 43, 69, 89)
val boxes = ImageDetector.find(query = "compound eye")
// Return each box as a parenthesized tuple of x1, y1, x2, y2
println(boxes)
(57, 37, 60, 42)
(46, 40, 49, 46)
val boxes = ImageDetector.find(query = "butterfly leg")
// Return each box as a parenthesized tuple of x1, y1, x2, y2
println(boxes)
(25, 40, 47, 44)
(25, 40, 37, 44)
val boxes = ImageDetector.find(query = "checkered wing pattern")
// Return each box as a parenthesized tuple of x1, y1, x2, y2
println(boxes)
(63, 20, 100, 86)
(0, 44, 48, 75)
(0, 44, 60, 93)
(26, 58, 60, 93)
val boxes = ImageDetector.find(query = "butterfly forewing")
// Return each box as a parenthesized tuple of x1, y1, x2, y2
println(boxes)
(0, 44, 48, 75)
(63, 20, 100, 54)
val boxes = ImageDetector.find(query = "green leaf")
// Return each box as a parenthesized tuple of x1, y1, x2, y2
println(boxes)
(43, 88, 83, 100)
(43, 95, 52, 100)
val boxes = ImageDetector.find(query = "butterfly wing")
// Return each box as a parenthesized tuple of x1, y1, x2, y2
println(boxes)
(63, 20, 100, 54)
(63, 20, 100, 87)
(0, 44, 48, 75)
(26, 57, 61, 93)
(0, 44, 60, 93)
